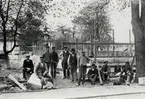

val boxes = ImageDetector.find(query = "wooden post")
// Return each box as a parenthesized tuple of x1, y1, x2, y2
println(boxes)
(93, 10, 96, 62)
(129, 29, 131, 43)
(81, 35, 83, 51)
(61, 41, 63, 50)
(113, 29, 115, 56)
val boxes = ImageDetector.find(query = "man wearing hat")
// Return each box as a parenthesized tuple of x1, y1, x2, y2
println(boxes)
(87, 64, 98, 85)
(42, 46, 51, 74)
(59, 46, 70, 79)
(77, 51, 90, 85)
(119, 62, 134, 85)
(68, 48, 77, 82)
(34, 56, 53, 88)
(23, 54, 34, 80)
(101, 61, 111, 83)
(50, 47, 59, 79)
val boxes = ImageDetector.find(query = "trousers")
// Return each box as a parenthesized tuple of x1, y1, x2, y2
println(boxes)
(78, 65, 87, 85)
(70, 64, 77, 81)
(62, 61, 70, 78)
(51, 62, 57, 78)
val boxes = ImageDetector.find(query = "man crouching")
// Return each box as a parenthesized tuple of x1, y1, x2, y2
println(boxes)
(119, 62, 134, 85)
(87, 64, 98, 85)
(28, 56, 53, 89)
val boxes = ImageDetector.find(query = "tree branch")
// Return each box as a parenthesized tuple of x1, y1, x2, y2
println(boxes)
(5, 0, 10, 23)
(7, 0, 23, 54)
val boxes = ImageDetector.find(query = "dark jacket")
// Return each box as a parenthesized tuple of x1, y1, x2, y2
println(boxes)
(42, 51, 51, 63)
(121, 66, 134, 76)
(50, 51, 59, 63)
(101, 65, 110, 73)
(23, 59, 34, 72)
(62, 51, 70, 62)
(88, 68, 98, 75)
(69, 53, 77, 66)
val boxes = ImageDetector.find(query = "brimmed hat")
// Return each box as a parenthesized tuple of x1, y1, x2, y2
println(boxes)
(126, 61, 130, 64)
(25, 54, 30, 57)
(64, 46, 67, 48)
(104, 61, 108, 63)
(71, 48, 75, 52)
(40, 56, 44, 58)
(92, 64, 96, 67)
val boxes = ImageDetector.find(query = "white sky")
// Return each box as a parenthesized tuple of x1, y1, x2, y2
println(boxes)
(109, 7, 134, 43)
(46, 0, 134, 43)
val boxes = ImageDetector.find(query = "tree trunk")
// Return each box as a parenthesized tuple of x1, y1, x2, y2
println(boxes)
(3, 36, 10, 68)
(4, 53, 10, 69)
(131, 0, 145, 81)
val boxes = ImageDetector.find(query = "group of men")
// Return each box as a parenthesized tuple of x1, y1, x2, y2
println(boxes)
(22, 46, 58, 89)
(59, 46, 90, 85)
(22, 46, 134, 89)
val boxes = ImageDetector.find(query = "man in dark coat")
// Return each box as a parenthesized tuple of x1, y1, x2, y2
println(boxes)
(101, 61, 111, 83)
(50, 47, 59, 79)
(23, 54, 34, 80)
(59, 46, 70, 79)
(119, 62, 134, 85)
(87, 64, 98, 85)
(68, 48, 77, 82)
(42, 46, 51, 74)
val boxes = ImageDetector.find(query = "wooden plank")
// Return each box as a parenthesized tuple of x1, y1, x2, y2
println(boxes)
(8, 75, 27, 91)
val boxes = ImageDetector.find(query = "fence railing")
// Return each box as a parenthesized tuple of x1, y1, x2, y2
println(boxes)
(62, 42, 135, 58)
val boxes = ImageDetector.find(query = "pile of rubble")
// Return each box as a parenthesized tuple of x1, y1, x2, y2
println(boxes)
(0, 74, 46, 93)
(0, 77, 21, 92)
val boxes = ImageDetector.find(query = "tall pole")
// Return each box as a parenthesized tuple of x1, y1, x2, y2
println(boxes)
(94, 9, 97, 62)
(129, 29, 131, 43)
(81, 35, 84, 51)
(113, 29, 115, 56)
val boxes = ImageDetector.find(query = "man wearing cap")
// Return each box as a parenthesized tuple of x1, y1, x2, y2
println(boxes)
(50, 47, 59, 79)
(101, 61, 111, 83)
(68, 48, 77, 82)
(87, 64, 98, 85)
(77, 51, 90, 85)
(42, 46, 51, 74)
(119, 62, 134, 85)
(23, 54, 34, 80)
(59, 46, 70, 79)
(34, 56, 53, 88)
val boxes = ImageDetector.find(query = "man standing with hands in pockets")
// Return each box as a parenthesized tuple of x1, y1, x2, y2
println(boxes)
(42, 46, 51, 74)
(77, 51, 90, 86)
(50, 47, 59, 79)
(59, 46, 70, 79)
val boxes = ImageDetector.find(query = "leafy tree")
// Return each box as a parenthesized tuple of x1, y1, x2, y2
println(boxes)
(18, 0, 47, 52)
(72, 0, 112, 43)
(72, 0, 112, 57)
(0, 0, 53, 67)
(19, 18, 44, 51)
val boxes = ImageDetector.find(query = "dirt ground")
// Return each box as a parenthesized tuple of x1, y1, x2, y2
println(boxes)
(0, 68, 118, 93)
